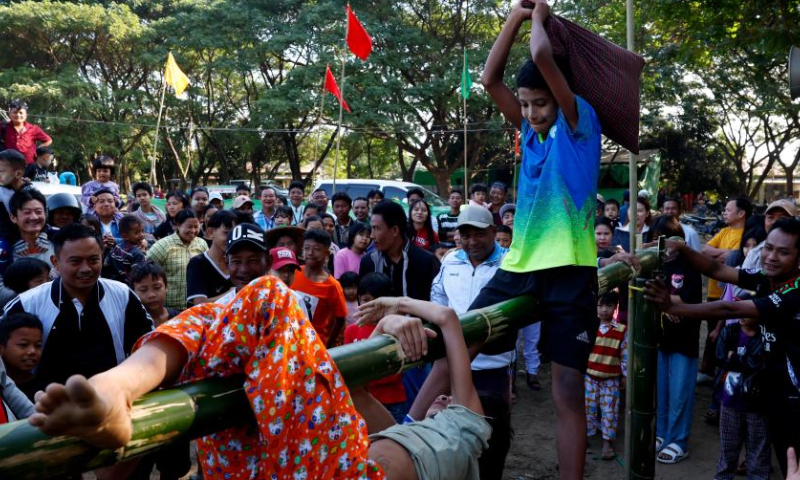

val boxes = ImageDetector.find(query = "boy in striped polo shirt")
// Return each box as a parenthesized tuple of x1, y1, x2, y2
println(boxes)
(585, 291, 627, 461)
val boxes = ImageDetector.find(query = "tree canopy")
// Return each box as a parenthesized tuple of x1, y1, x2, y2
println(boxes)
(0, 0, 797, 199)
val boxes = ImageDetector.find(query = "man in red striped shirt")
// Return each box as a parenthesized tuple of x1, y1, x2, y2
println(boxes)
(585, 291, 627, 461)
(2, 100, 52, 165)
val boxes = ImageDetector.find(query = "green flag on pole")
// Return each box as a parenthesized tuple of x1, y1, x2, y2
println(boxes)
(460, 51, 472, 99)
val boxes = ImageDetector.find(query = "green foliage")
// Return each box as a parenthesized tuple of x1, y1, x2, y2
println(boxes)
(1, 0, 797, 198)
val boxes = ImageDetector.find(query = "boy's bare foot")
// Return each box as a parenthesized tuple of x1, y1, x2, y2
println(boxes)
(28, 374, 133, 449)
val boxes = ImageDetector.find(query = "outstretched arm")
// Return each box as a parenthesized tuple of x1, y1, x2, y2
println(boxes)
(671, 239, 739, 285)
(361, 298, 483, 415)
(644, 280, 759, 320)
(528, 1, 577, 129)
(481, 2, 534, 129)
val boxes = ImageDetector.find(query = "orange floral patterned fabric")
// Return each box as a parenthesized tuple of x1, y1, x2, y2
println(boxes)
(134, 276, 384, 480)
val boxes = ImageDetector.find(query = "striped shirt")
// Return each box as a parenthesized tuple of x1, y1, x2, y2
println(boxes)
(146, 233, 208, 309)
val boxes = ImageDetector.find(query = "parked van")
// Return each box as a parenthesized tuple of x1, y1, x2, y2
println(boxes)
(313, 179, 448, 209)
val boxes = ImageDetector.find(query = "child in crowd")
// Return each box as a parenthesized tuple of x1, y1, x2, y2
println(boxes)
(0, 311, 42, 401)
(186, 210, 236, 305)
(267, 225, 305, 256)
(714, 318, 770, 479)
(3, 257, 50, 295)
(269, 247, 301, 288)
(201, 204, 218, 247)
(81, 155, 120, 213)
(339, 271, 359, 326)
(604, 198, 620, 225)
(130, 182, 166, 244)
(344, 272, 408, 424)
(469, 183, 489, 208)
(79, 213, 101, 235)
(291, 229, 347, 347)
(268, 246, 311, 320)
(23, 146, 54, 183)
(302, 203, 322, 222)
(333, 222, 370, 279)
(106, 215, 146, 283)
(496, 225, 513, 249)
(189, 187, 210, 224)
(126, 263, 191, 480)
(130, 262, 178, 328)
(0, 149, 34, 243)
(274, 205, 293, 227)
(500, 203, 515, 228)
(586, 291, 627, 461)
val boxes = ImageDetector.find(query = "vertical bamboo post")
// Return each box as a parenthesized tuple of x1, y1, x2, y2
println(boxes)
(623, 0, 639, 475)
(627, 237, 663, 480)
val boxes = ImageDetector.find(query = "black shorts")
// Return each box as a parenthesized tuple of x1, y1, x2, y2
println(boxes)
(469, 266, 598, 372)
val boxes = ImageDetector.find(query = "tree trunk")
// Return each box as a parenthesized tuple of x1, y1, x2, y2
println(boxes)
(430, 168, 452, 197)
(787, 168, 795, 198)
(366, 139, 374, 179)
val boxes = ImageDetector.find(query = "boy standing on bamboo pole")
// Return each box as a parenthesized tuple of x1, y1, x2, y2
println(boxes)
(408, 2, 602, 478)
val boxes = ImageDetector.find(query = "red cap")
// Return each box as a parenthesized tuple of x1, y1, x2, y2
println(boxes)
(270, 247, 300, 271)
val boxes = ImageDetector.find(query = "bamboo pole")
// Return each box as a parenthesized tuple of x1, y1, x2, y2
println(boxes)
(623, 0, 640, 476)
(150, 76, 168, 186)
(0, 249, 658, 479)
(627, 279, 660, 478)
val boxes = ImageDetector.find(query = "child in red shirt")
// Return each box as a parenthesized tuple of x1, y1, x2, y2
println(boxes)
(292, 228, 348, 346)
(344, 272, 407, 423)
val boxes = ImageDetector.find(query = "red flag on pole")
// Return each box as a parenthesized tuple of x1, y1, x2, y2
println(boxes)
(346, 5, 372, 61)
(324, 65, 351, 113)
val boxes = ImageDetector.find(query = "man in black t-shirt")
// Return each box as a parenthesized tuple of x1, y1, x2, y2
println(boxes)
(644, 218, 800, 476)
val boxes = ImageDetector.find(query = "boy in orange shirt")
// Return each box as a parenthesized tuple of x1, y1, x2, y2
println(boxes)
(292, 228, 348, 346)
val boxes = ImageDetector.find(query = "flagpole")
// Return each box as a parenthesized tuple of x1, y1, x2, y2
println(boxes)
(150, 75, 168, 185)
(462, 0, 469, 193)
(312, 65, 328, 172)
(332, 59, 346, 194)
(463, 49, 468, 194)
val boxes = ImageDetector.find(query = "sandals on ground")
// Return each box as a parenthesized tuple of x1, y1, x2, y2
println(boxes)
(657, 443, 688, 464)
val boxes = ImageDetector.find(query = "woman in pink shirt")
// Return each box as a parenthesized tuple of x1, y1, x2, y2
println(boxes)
(333, 222, 370, 278)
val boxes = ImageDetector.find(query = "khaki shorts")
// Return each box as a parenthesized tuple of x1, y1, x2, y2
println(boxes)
(369, 405, 492, 480)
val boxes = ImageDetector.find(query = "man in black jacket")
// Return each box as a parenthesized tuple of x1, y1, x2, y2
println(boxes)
(359, 200, 440, 301)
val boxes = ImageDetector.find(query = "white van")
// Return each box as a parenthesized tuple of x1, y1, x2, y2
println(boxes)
(312, 179, 447, 208)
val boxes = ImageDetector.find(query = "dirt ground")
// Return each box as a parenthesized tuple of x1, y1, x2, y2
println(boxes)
(503, 331, 784, 480)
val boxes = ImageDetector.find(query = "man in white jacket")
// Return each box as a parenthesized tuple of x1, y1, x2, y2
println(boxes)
(428, 205, 513, 480)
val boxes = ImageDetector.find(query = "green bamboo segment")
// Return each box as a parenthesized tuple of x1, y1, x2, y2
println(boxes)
(627, 278, 660, 480)
(0, 377, 251, 480)
(0, 248, 658, 479)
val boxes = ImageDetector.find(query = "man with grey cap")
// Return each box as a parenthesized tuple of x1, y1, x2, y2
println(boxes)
(742, 198, 798, 272)
(426, 205, 514, 479)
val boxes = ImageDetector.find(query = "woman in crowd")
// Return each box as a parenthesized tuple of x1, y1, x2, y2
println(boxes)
(408, 199, 439, 252)
(612, 196, 652, 253)
(146, 209, 208, 310)
(154, 191, 190, 240)
(334, 222, 371, 279)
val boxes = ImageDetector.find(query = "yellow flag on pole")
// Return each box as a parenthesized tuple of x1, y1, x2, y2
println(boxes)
(164, 52, 189, 96)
